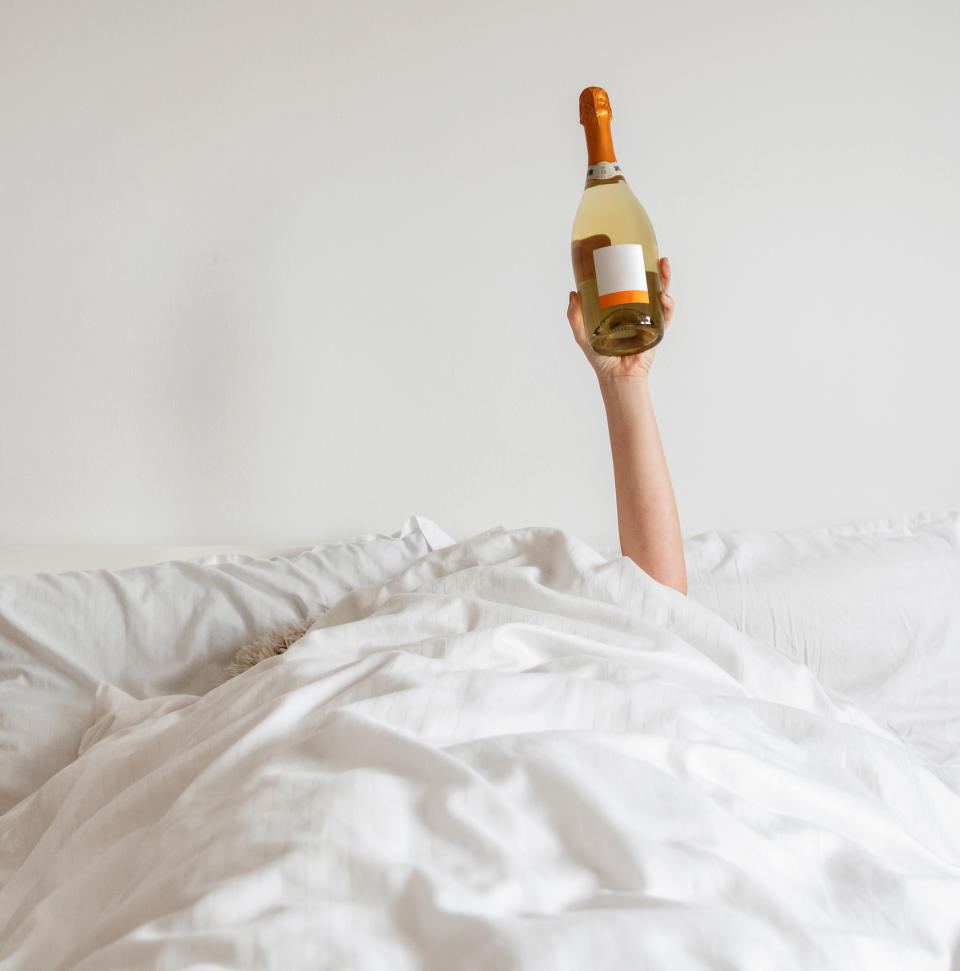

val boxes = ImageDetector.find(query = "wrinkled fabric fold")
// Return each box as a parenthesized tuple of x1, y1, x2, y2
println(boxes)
(1, 525, 958, 970)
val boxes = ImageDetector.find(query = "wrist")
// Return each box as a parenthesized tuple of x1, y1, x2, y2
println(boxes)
(597, 372, 650, 396)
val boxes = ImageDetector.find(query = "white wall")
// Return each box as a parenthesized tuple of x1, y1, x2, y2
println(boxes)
(1, 0, 957, 549)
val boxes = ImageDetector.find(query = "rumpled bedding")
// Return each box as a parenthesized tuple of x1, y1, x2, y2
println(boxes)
(2, 525, 959, 969)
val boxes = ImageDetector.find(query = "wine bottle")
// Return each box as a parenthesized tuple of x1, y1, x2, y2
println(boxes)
(571, 86, 664, 357)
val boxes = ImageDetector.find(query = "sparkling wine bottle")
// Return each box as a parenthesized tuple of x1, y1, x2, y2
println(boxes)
(571, 86, 664, 357)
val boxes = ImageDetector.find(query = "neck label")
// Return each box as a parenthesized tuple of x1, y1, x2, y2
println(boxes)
(586, 161, 622, 180)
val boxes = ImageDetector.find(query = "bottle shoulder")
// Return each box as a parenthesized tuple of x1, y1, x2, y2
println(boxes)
(572, 180, 654, 240)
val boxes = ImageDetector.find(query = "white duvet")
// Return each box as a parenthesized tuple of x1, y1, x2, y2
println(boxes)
(2, 525, 959, 969)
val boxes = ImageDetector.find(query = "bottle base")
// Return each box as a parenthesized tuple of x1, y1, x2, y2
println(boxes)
(590, 308, 663, 357)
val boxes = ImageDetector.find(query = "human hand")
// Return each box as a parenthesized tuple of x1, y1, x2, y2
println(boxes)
(567, 256, 675, 381)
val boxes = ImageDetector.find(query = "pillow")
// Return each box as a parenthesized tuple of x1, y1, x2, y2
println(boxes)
(0, 515, 455, 815)
(682, 510, 960, 773)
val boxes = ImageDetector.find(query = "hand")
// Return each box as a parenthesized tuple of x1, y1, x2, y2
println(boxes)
(567, 256, 675, 381)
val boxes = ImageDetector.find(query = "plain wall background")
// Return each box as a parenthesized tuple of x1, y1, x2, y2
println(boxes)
(1, 0, 957, 549)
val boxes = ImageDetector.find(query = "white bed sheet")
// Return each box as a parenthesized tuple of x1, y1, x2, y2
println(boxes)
(2, 524, 958, 969)
(0, 515, 456, 816)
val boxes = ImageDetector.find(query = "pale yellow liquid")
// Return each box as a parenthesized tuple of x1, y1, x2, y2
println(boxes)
(571, 177, 664, 356)
(576, 272, 664, 356)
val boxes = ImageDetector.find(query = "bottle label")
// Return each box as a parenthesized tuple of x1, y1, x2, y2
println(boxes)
(593, 243, 649, 307)
(586, 161, 622, 180)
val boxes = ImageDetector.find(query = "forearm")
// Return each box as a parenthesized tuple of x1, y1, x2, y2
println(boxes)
(599, 374, 687, 595)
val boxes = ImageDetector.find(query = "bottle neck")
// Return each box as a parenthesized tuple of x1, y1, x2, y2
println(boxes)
(583, 115, 617, 166)
(582, 115, 624, 184)
(586, 160, 624, 182)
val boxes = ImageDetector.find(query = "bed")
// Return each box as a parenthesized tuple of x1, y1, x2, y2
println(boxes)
(1, 511, 958, 969)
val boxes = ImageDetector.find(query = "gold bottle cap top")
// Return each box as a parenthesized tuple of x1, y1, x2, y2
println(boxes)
(579, 86, 612, 126)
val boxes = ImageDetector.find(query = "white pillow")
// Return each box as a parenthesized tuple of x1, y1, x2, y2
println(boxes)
(0, 515, 455, 815)
(683, 510, 960, 772)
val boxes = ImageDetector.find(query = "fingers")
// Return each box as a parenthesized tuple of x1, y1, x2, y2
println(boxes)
(572, 234, 612, 281)
(567, 290, 586, 346)
(658, 257, 675, 329)
(661, 291, 675, 328)
(658, 256, 671, 294)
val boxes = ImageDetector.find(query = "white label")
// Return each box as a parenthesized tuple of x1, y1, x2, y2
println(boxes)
(586, 161, 622, 180)
(593, 244, 649, 307)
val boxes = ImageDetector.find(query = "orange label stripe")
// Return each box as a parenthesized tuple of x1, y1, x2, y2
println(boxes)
(598, 289, 649, 308)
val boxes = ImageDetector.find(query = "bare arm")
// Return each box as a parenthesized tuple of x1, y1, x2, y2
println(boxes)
(598, 374, 686, 594)
(567, 256, 686, 594)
